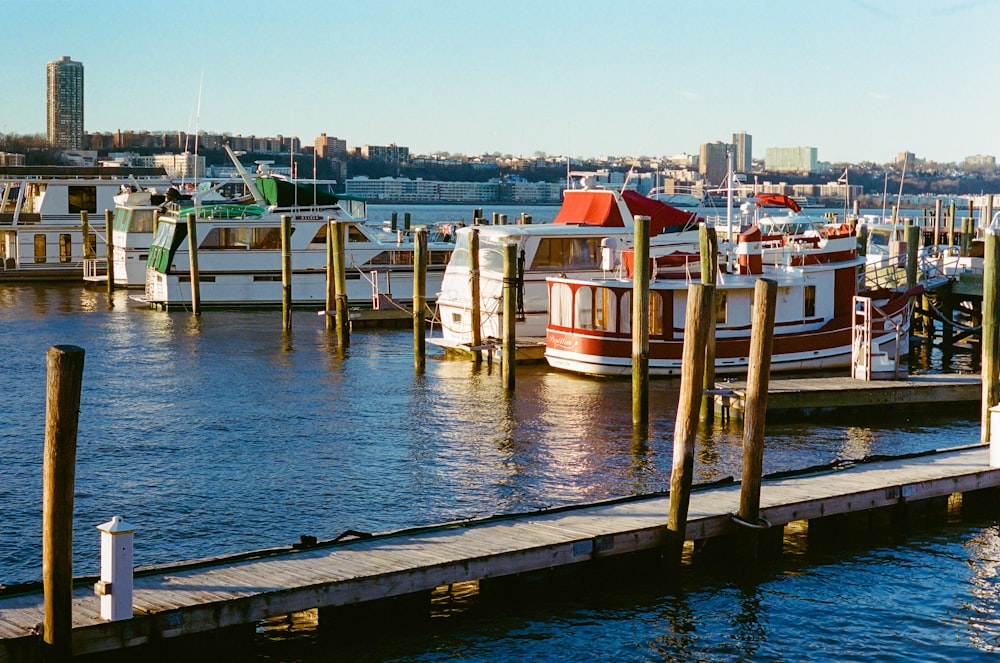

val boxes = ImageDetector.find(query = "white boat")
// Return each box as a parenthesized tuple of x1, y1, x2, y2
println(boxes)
(544, 220, 916, 377)
(139, 164, 455, 310)
(0, 172, 171, 280)
(431, 178, 701, 349)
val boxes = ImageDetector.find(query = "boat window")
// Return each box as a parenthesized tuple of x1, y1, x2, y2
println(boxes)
(716, 291, 728, 324)
(650, 292, 664, 336)
(804, 285, 816, 318)
(575, 286, 617, 332)
(549, 282, 573, 327)
(85, 233, 97, 258)
(448, 233, 470, 268)
(133, 210, 156, 233)
(250, 227, 283, 250)
(68, 186, 97, 214)
(619, 292, 631, 334)
(113, 208, 131, 232)
(346, 226, 369, 243)
(531, 237, 602, 271)
(201, 227, 248, 249)
(59, 234, 72, 263)
(33, 234, 46, 263)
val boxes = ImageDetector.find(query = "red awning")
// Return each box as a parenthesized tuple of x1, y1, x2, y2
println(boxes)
(552, 190, 626, 227)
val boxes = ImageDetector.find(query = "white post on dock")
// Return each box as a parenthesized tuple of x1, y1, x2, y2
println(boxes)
(95, 516, 135, 621)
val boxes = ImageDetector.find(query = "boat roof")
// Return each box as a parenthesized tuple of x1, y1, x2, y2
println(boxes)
(552, 188, 698, 235)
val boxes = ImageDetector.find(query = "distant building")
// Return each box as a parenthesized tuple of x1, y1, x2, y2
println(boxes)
(965, 154, 996, 169)
(315, 133, 348, 160)
(47, 56, 85, 149)
(0, 152, 25, 166)
(151, 153, 205, 179)
(764, 146, 818, 173)
(895, 151, 916, 167)
(732, 132, 752, 174)
(699, 141, 729, 185)
(360, 143, 409, 164)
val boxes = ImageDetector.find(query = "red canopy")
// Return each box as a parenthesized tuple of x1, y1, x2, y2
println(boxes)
(752, 193, 801, 213)
(621, 189, 699, 235)
(552, 190, 626, 227)
(552, 188, 698, 235)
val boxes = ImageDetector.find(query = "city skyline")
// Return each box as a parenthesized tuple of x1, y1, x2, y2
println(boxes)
(4, 0, 1000, 164)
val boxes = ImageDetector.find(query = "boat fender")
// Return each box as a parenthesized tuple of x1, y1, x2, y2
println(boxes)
(600, 237, 619, 271)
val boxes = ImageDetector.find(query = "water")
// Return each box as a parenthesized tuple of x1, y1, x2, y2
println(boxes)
(0, 261, 993, 660)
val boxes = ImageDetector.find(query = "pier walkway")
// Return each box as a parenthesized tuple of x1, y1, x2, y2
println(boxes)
(713, 373, 981, 419)
(2, 444, 998, 659)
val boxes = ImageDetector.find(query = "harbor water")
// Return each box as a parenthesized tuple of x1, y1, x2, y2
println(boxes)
(0, 203, 996, 661)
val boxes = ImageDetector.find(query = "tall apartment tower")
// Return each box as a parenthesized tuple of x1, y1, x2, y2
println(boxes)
(699, 141, 730, 186)
(47, 56, 84, 149)
(732, 132, 752, 174)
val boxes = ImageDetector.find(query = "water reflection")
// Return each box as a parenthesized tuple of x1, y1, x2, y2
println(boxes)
(964, 525, 1000, 653)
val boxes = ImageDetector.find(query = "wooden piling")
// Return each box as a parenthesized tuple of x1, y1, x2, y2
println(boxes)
(105, 209, 115, 297)
(281, 215, 292, 332)
(905, 223, 919, 290)
(961, 218, 974, 257)
(949, 201, 957, 246)
(414, 228, 427, 372)
(80, 211, 91, 260)
(987, 195, 995, 232)
(325, 219, 334, 333)
(666, 283, 713, 565)
(42, 345, 85, 661)
(632, 216, 650, 426)
(470, 228, 483, 364)
(982, 230, 1000, 444)
(738, 280, 777, 530)
(390, 212, 398, 232)
(186, 212, 201, 316)
(502, 242, 517, 391)
(331, 220, 349, 348)
(404, 212, 411, 231)
(934, 199, 943, 247)
(700, 225, 718, 421)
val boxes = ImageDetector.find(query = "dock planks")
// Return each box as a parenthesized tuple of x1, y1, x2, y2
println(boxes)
(2, 444, 999, 659)
(713, 373, 982, 418)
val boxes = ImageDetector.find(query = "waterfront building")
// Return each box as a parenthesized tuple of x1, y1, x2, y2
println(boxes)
(765, 146, 818, 173)
(0, 152, 25, 166)
(699, 141, 729, 185)
(732, 132, 752, 174)
(151, 153, 205, 179)
(964, 154, 996, 170)
(46, 56, 84, 149)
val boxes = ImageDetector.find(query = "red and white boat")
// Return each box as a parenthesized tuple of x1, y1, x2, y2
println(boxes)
(544, 218, 918, 377)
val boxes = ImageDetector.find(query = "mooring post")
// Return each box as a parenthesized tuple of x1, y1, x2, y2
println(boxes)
(736, 279, 777, 559)
(949, 201, 957, 246)
(325, 218, 334, 333)
(390, 212, 398, 232)
(905, 222, 919, 291)
(632, 215, 651, 426)
(281, 215, 292, 331)
(700, 224, 718, 421)
(502, 241, 517, 391)
(105, 209, 115, 298)
(95, 516, 135, 622)
(404, 212, 411, 231)
(331, 220, 349, 348)
(982, 230, 1000, 450)
(666, 283, 713, 566)
(185, 213, 201, 316)
(414, 227, 428, 372)
(986, 195, 995, 233)
(43, 345, 85, 661)
(934, 198, 943, 247)
(470, 228, 483, 364)
(81, 211, 91, 259)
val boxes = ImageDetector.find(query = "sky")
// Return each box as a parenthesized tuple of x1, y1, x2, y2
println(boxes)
(3, 0, 1000, 164)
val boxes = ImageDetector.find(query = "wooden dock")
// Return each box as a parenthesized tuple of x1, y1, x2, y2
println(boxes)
(712, 373, 982, 420)
(2, 444, 999, 660)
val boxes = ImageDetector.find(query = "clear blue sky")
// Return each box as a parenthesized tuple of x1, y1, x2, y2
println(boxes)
(4, 0, 999, 164)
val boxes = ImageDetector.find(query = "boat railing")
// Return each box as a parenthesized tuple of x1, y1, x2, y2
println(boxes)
(83, 257, 106, 280)
(862, 253, 908, 291)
